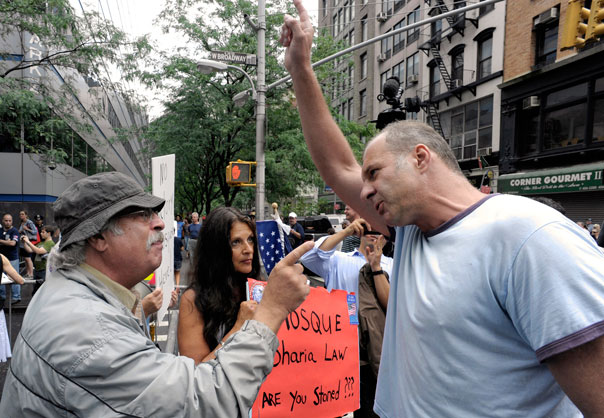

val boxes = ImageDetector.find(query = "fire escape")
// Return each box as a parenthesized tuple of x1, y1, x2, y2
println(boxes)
(418, 0, 479, 139)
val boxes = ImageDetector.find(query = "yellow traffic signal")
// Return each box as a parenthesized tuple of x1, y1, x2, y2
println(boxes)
(226, 160, 256, 186)
(586, 0, 604, 40)
(561, 0, 590, 50)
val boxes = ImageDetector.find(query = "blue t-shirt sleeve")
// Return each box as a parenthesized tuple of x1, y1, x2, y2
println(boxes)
(506, 221, 604, 361)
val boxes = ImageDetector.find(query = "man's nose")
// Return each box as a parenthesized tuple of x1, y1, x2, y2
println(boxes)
(360, 183, 375, 202)
(151, 212, 165, 231)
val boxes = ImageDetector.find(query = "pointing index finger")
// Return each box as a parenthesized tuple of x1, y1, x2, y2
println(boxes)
(293, 0, 310, 24)
(279, 240, 314, 266)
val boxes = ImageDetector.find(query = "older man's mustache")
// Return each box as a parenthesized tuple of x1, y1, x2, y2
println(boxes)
(146, 231, 165, 251)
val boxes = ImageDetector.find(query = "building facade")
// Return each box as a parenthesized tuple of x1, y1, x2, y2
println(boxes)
(498, 0, 604, 221)
(0, 24, 149, 223)
(319, 0, 506, 192)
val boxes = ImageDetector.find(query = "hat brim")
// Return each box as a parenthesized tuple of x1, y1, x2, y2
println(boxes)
(59, 192, 165, 250)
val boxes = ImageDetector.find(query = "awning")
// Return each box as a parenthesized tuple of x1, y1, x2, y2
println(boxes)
(498, 163, 604, 195)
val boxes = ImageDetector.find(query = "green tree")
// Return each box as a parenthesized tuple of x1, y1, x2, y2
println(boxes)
(0, 0, 151, 164)
(145, 0, 373, 214)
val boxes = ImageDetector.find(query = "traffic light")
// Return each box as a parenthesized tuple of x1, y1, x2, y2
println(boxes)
(226, 160, 256, 186)
(586, 0, 604, 40)
(561, 0, 590, 49)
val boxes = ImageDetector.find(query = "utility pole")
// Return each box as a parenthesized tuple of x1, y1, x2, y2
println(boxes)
(255, 0, 266, 221)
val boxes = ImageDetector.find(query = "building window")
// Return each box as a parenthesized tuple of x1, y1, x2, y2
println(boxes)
(440, 96, 493, 160)
(479, 0, 494, 15)
(429, 62, 440, 97)
(392, 60, 404, 82)
(477, 32, 493, 80)
(348, 65, 355, 89)
(360, 52, 368, 79)
(431, 15, 442, 41)
(333, 15, 338, 37)
(407, 7, 420, 44)
(393, 0, 405, 13)
(349, 28, 355, 45)
(380, 70, 391, 91)
(347, 98, 354, 121)
(359, 89, 367, 116)
(322, 0, 328, 17)
(382, 0, 393, 15)
(381, 30, 391, 59)
(543, 83, 588, 150)
(361, 16, 367, 41)
(406, 52, 418, 86)
(450, 47, 464, 84)
(393, 19, 405, 54)
(535, 19, 558, 67)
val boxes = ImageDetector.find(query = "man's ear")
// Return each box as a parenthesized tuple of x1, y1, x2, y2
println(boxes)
(87, 233, 109, 252)
(414, 144, 431, 172)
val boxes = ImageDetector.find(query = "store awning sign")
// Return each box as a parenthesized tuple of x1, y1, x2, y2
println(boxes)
(498, 163, 604, 195)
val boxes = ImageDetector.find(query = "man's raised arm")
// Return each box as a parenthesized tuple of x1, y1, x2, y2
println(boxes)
(280, 0, 387, 234)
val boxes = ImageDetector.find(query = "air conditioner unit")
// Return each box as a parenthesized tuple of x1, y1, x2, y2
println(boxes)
(407, 74, 418, 84)
(377, 53, 387, 62)
(534, 7, 558, 27)
(377, 12, 388, 22)
(450, 79, 462, 89)
(523, 96, 540, 109)
(477, 147, 492, 157)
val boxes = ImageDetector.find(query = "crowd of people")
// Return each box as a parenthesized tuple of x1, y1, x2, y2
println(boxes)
(1, 1, 604, 416)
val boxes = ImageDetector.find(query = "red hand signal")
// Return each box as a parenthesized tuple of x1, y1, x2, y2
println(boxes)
(232, 165, 241, 180)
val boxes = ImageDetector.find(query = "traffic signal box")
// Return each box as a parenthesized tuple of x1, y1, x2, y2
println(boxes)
(226, 160, 256, 187)
(562, 0, 604, 50)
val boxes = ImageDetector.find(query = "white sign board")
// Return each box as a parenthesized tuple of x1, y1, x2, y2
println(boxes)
(152, 154, 175, 323)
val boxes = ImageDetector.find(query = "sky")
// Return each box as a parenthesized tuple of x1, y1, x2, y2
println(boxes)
(77, 0, 319, 120)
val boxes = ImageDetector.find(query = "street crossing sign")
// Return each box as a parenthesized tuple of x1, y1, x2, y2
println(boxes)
(210, 50, 257, 66)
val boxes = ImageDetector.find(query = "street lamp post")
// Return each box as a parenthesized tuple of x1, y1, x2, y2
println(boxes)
(197, 59, 265, 218)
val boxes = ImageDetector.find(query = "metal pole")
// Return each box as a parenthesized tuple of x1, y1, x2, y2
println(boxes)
(255, 0, 266, 221)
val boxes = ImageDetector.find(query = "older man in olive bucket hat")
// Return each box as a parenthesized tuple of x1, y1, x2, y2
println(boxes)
(0, 171, 313, 417)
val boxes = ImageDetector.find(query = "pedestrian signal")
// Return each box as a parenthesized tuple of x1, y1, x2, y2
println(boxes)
(226, 160, 256, 186)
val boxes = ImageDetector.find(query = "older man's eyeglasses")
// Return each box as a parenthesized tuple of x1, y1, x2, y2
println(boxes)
(121, 208, 159, 223)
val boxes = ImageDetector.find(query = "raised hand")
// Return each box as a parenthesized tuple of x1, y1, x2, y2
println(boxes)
(280, 0, 315, 75)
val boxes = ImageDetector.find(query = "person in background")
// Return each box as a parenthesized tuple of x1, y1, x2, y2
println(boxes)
(183, 216, 191, 256)
(586, 218, 594, 233)
(288, 212, 305, 249)
(178, 207, 262, 364)
(0, 214, 20, 306)
(0, 253, 24, 362)
(176, 214, 184, 239)
(18, 210, 37, 278)
(33, 214, 44, 232)
(174, 235, 184, 290)
(21, 225, 56, 295)
(591, 224, 601, 244)
(0, 172, 312, 416)
(189, 212, 202, 240)
(300, 218, 392, 417)
(342, 205, 361, 253)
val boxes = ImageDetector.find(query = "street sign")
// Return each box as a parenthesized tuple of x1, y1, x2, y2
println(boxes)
(210, 50, 257, 66)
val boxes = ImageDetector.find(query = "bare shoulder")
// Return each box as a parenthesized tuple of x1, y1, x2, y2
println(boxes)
(179, 288, 200, 316)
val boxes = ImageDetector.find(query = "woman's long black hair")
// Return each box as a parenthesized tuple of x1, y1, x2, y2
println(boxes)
(190, 207, 260, 350)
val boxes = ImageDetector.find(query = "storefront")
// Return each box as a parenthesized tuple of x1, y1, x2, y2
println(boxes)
(498, 162, 604, 222)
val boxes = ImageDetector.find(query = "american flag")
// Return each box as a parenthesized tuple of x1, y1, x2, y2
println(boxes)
(255, 220, 292, 275)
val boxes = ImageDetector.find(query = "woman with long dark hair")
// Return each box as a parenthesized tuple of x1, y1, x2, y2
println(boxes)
(178, 207, 261, 364)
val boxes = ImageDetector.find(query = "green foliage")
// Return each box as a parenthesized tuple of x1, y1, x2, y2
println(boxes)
(145, 0, 374, 214)
(0, 0, 151, 169)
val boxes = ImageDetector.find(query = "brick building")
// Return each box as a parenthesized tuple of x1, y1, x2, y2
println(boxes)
(498, 0, 604, 221)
